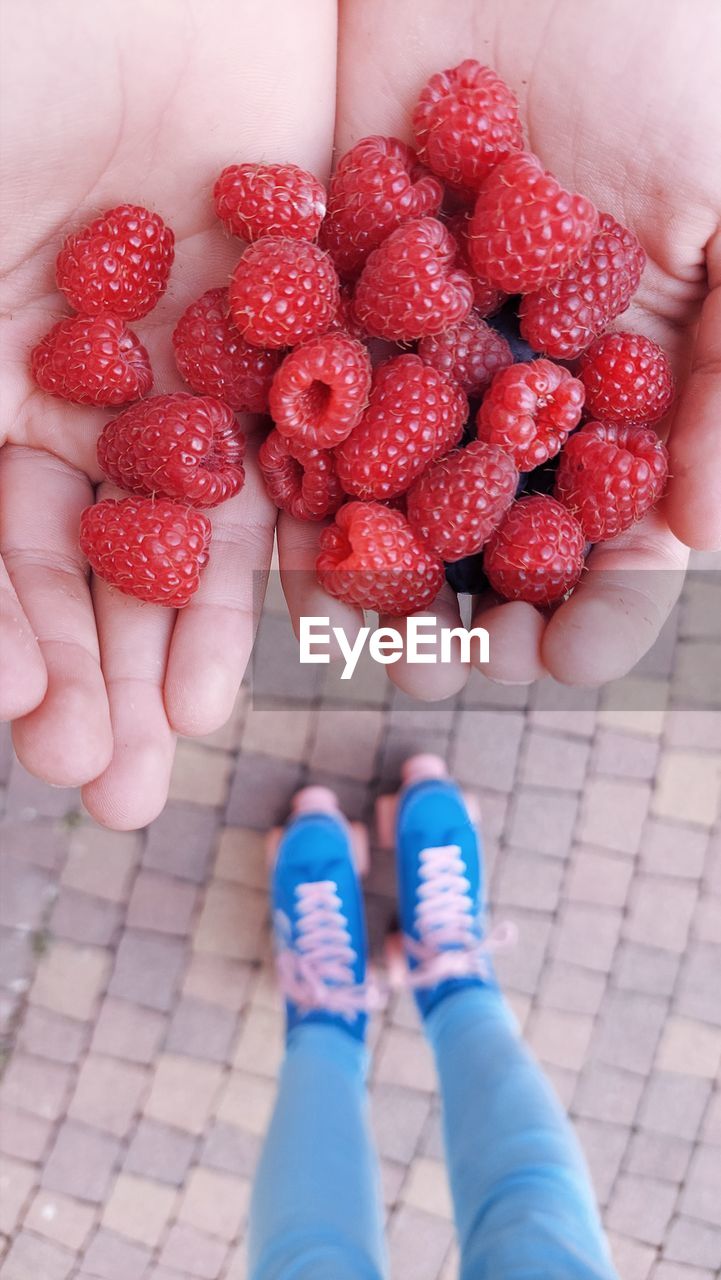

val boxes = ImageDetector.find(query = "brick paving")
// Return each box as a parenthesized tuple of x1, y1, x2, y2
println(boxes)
(0, 563, 720, 1279)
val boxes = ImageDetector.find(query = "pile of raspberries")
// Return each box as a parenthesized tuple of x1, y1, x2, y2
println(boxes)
(31, 59, 674, 615)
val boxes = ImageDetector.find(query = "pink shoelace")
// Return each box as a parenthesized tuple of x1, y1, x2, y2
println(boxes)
(275, 880, 377, 1022)
(404, 844, 517, 989)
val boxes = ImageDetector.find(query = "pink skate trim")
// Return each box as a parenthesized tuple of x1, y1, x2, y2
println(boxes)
(291, 786, 340, 816)
(401, 754, 448, 787)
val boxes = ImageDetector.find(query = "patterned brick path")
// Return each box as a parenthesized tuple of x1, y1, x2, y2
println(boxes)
(1, 564, 720, 1280)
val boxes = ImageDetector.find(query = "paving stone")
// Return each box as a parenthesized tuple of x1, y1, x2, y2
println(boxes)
(613, 943, 680, 998)
(68, 1054, 147, 1137)
(181, 955, 253, 1012)
(5, 758, 80, 819)
(0, 1053, 72, 1122)
(625, 1131, 693, 1183)
(63, 826, 139, 902)
(102, 1172, 177, 1247)
(494, 850, 564, 912)
(126, 872, 198, 936)
(573, 1119, 628, 1207)
(451, 710, 524, 792)
(91, 997, 166, 1065)
(0, 1106, 52, 1163)
(1, 1231, 74, 1280)
(579, 779, 650, 854)
(656, 1016, 721, 1078)
(701, 1090, 721, 1144)
(665, 708, 721, 750)
(641, 818, 708, 878)
(310, 708, 385, 780)
(17, 1007, 88, 1065)
(194, 882, 267, 962)
(30, 941, 110, 1021)
(553, 904, 622, 973)
(0, 925, 34, 989)
(241, 704, 313, 761)
(108, 931, 185, 1012)
(652, 1265, 716, 1280)
(388, 1205, 455, 1280)
(81, 1227, 153, 1280)
(0, 1154, 36, 1234)
(507, 788, 578, 856)
(402, 1157, 453, 1221)
(371, 1085, 431, 1164)
(624, 875, 697, 954)
(225, 754, 303, 830)
(143, 802, 219, 883)
(233, 1004, 284, 1077)
(566, 848, 633, 908)
(573, 1063, 645, 1127)
(214, 827, 267, 892)
(42, 1122, 121, 1203)
(653, 750, 721, 826)
(607, 1231, 656, 1280)
(0, 853, 54, 929)
(592, 991, 667, 1074)
(145, 1056, 223, 1137)
(0, 819, 69, 872)
(678, 1144, 721, 1227)
(200, 1123, 260, 1179)
(675, 943, 721, 1025)
(606, 1172, 677, 1246)
(179, 1166, 250, 1240)
(124, 1119, 196, 1186)
(169, 742, 233, 807)
(25, 1188, 95, 1251)
(215, 1072, 275, 1136)
(638, 1073, 712, 1139)
(374, 1027, 437, 1093)
(520, 727, 593, 792)
(539, 962, 606, 1017)
(527, 1009, 594, 1072)
(594, 730, 660, 781)
(663, 1217, 721, 1270)
(544, 1064, 579, 1110)
(166, 997, 237, 1063)
(159, 1222, 228, 1278)
(694, 896, 721, 944)
(380, 1157, 406, 1208)
(50, 889, 122, 947)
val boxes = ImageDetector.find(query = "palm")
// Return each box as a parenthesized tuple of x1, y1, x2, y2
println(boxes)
(0, 0, 336, 826)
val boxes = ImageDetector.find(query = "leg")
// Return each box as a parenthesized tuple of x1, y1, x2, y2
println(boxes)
(391, 755, 618, 1280)
(248, 787, 386, 1280)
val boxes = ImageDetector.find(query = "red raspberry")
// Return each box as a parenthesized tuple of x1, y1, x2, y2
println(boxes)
(412, 60, 524, 190)
(97, 393, 245, 509)
(352, 218, 474, 341)
(335, 354, 468, 501)
(554, 421, 669, 542)
(56, 204, 174, 320)
(418, 312, 513, 397)
(229, 237, 340, 349)
(172, 287, 281, 413)
(316, 501, 445, 616)
(446, 213, 507, 316)
(30, 314, 152, 407)
(268, 331, 372, 449)
(407, 441, 518, 561)
(469, 153, 599, 293)
(319, 136, 443, 279)
(577, 332, 674, 426)
(213, 162, 326, 242)
(519, 212, 646, 358)
(259, 429, 343, 521)
(476, 359, 584, 470)
(80, 497, 211, 608)
(484, 495, 585, 605)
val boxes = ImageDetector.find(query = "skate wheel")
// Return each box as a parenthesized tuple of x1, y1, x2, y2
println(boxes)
(375, 793, 398, 850)
(401, 754, 448, 787)
(350, 822, 370, 877)
(384, 931, 407, 987)
(265, 827, 282, 869)
(291, 785, 340, 816)
(463, 791, 482, 824)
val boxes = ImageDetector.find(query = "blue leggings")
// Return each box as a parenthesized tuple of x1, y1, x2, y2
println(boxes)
(248, 986, 618, 1279)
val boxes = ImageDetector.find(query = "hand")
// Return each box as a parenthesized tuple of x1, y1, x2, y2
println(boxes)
(0, 0, 336, 826)
(280, 0, 720, 699)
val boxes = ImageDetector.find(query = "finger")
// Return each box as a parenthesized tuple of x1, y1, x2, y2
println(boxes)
(81, 572, 176, 831)
(381, 582, 469, 701)
(0, 445, 113, 785)
(164, 442, 277, 737)
(542, 508, 688, 685)
(470, 595, 547, 684)
(277, 511, 365, 662)
(0, 553, 47, 719)
(665, 236, 721, 551)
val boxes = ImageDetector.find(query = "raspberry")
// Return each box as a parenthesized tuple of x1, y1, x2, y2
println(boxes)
(316, 501, 445, 616)
(56, 204, 174, 320)
(577, 332, 674, 426)
(229, 237, 340, 349)
(97, 393, 245, 508)
(446, 212, 507, 316)
(213, 162, 326, 242)
(319, 136, 443, 278)
(335, 354, 468, 501)
(172, 287, 281, 413)
(80, 497, 211, 608)
(30, 314, 152, 407)
(484, 495, 585, 605)
(468, 152, 599, 293)
(418, 312, 513, 397)
(407, 441, 518, 561)
(268, 331, 372, 449)
(476, 360, 584, 470)
(352, 218, 473, 341)
(412, 60, 524, 190)
(519, 212, 646, 357)
(259, 429, 343, 521)
(554, 421, 669, 542)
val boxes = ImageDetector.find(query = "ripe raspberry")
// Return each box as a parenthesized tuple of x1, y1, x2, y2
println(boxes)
(319, 136, 443, 278)
(229, 237, 340, 349)
(484, 495, 585, 605)
(172, 287, 281, 413)
(446, 212, 507, 316)
(213, 162, 326, 242)
(259, 429, 343, 521)
(335, 354, 468, 501)
(418, 312, 513, 397)
(412, 60, 524, 190)
(578, 332, 674, 426)
(56, 204, 174, 320)
(316, 501, 445, 616)
(469, 152, 599, 293)
(352, 218, 473, 341)
(80, 497, 211, 608)
(476, 359, 584, 470)
(554, 421, 669, 542)
(519, 212, 646, 358)
(97, 393, 245, 508)
(407, 441, 518, 562)
(30, 314, 152, 407)
(268, 331, 372, 449)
